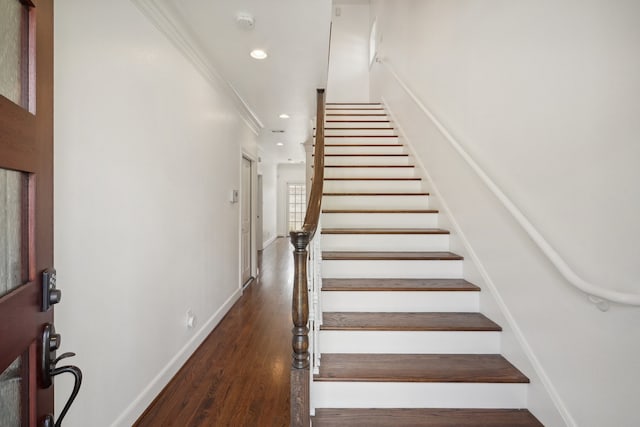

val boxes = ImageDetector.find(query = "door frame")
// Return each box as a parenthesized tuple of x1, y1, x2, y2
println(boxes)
(239, 153, 258, 289)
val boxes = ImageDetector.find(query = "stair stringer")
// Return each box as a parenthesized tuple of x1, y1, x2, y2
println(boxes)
(381, 97, 570, 427)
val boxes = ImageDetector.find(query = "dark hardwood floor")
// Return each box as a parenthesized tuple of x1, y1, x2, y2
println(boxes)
(135, 237, 292, 427)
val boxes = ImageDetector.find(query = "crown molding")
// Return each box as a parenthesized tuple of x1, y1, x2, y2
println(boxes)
(130, 0, 263, 135)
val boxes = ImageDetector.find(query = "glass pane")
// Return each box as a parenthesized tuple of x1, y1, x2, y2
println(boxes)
(0, 356, 22, 427)
(0, 0, 25, 106)
(0, 169, 23, 298)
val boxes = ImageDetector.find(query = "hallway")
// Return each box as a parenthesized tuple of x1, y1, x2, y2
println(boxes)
(135, 238, 292, 426)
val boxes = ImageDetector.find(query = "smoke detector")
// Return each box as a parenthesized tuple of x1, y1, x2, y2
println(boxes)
(236, 14, 255, 30)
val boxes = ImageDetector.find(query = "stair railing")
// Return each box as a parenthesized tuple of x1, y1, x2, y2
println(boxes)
(290, 88, 325, 427)
(379, 58, 640, 311)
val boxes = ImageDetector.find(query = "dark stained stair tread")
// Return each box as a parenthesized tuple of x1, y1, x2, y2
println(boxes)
(322, 209, 437, 213)
(321, 312, 502, 331)
(326, 113, 387, 116)
(323, 193, 429, 196)
(326, 120, 391, 123)
(321, 228, 449, 235)
(312, 408, 543, 427)
(324, 178, 421, 181)
(322, 278, 479, 292)
(325, 165, 414, 168)
(324, 135, 398, 139)
(324, 153, 408, 156)
(324, 144, 401, 147)
(314, 354, 529, 383)
(322, 251, 463, 261)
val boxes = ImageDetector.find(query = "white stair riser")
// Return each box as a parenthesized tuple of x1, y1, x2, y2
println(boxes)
(321, 291, 478, 312)
(323, 195, 429, 210)
(325, 156, 410, 166)
(325, 109, 385, 114)
(322, 213, 438, 228)
(319, 331, 500, 354)
(324, 180, 423, 193)
(325, 167, 417, 179)
(311, 382, 527, 410)
(325, 145, 405, 155)
(324, 122, 391, 129)
(325, 129, 396, 136)
(324, 137, 398, 145)
(322, 259, 463, 279)
(326, 116, 389, 122)
(321, 233, 450, 252)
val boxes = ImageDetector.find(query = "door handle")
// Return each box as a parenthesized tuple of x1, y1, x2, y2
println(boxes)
(41, 324, 83, 427)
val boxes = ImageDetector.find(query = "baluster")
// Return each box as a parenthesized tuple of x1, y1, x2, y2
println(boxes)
(290, 231, 310, 426)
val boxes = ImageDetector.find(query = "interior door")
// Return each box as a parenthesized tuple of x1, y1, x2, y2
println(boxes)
(240, 157, 252, 285)
(0, 1, 80, 425)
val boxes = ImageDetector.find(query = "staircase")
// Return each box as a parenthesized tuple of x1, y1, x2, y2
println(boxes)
(310, 103, 543, 426)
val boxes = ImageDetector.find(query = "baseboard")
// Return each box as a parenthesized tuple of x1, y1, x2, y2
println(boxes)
(109, 287, 243, 427)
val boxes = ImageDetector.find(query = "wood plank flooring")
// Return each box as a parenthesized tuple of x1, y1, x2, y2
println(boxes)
(135, 238, 293, 427)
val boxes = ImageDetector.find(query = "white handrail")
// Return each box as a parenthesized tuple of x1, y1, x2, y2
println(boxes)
(380, 59, 640, 310)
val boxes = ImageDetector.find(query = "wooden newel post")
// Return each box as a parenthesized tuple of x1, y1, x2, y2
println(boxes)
(290, 230, 310, 426)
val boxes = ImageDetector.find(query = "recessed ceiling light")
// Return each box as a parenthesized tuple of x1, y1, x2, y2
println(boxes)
(276, 142, 284, 146)
(279, 113, 290, 119)
(250, 49, 267, 60)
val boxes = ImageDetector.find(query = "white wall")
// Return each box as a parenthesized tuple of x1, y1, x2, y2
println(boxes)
(370, 1, 640, 426)
(326, 2, 371, 102)
(276, 163, 306, 236)
(54, 1, 259, 425)
(258, 157, 278, 248)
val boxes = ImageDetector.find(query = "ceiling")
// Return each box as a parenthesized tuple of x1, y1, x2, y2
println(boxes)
(156, 0, 333, 164)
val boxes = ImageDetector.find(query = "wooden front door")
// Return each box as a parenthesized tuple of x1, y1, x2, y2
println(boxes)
(0, 1, 79, 425)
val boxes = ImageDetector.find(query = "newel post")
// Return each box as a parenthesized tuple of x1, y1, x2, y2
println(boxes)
(290, 230, 310, 426)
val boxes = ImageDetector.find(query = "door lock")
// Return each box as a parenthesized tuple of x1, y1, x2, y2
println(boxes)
(41, 324, 82, 427)
(42, 268, 62, 311)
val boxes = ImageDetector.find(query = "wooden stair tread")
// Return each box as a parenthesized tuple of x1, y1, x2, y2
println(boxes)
(322, 228, 448, 235)
(323, 127, 392, 129)
(312, 408, 543, 427)
(324, 144, 401, 147)
(322, 209, 437, 213)
(321, 312, 502, 331)
(314, 354, 529, 383)
(326, 120, 391, 123)
(315, 165, 414, 169)
(322, 251, 463, 261)
(326, 102, 382, 105)
(323, 192, 429, 196)
(321, 278, 479, 291)
(324, 177, 420, 181)
(323, 135, 397, 137)
(326, 113, 387, 116)
(323, 153, 408, 156)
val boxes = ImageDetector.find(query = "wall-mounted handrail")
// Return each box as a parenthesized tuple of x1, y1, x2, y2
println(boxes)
(379, 59, 639, 311)
(290, 88, 325, 427)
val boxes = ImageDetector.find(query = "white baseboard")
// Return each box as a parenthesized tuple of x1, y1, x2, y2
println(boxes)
(109, 288, 243, 427)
